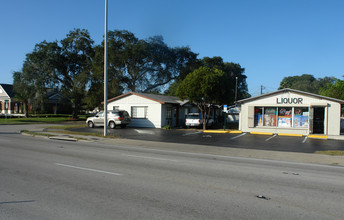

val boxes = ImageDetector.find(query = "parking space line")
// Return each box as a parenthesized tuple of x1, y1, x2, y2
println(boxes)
(230, 133, 247, 140)
(182, 131, 202, 136)
(265, 134, 277, 141)
(302, 136, 308, 143)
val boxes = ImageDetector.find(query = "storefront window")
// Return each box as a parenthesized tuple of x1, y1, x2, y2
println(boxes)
(254, 107, 263, 126)
(264, 107, 277, 126)
(294, 107, 309, 128)
(278, 107, 292, 127)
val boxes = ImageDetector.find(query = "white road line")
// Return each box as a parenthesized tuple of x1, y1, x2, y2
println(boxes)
(265, 134, 277, 141)
(182, 131, 202, 136)
(302, 136, 308, 143)
(124, 154, 179, 162)
(230, 133, 247, 140)
(55, 163, 122, 176)
(134, 129, 155, 135)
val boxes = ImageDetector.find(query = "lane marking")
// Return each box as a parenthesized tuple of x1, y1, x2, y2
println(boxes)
(265, 134, 277, 141)
(55, 163, 122, 176)
(230, 133, 247, 140)
(182, 131, 202, 136)
(124, 154, 179, 162)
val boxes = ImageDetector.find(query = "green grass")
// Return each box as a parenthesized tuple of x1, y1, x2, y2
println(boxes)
(0, 117, 83, 124)
(46, 124, 88, 130)
(315, 151, 344, 156)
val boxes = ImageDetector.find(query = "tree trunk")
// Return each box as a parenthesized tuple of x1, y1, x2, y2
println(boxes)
(24, 101, 29, 118)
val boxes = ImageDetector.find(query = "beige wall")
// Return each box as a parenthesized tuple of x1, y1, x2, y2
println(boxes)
(239, 91, 342, 135)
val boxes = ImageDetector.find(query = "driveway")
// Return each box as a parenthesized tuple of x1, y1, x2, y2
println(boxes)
(70, 127, 344, 153)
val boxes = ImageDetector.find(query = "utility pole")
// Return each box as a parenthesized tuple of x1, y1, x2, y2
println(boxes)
(260, 85, 265, 95)
(104, 0, 108, 136)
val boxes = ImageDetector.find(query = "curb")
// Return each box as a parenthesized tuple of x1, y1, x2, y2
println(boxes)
(308, 135, 328, 139)
(250, 132, 274, 135)
(203, 130, 243, 134)
(49, 136, 78, 142)
(278, 133, 303, 137)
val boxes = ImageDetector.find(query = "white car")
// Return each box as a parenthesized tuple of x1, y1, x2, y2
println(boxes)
(185, 113, 214, 128)
(86, 110, 131, 129)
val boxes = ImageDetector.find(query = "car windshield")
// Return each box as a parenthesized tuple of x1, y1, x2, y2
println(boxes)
(186, 115, 199, 119)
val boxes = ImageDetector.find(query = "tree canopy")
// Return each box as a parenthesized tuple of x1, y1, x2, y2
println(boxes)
(320, 76, 344, 100)
(13, 28, 248, 117)
(166, 56, 250, 100)
(279, 74, 336, 94)
(177, 67, 233, 129)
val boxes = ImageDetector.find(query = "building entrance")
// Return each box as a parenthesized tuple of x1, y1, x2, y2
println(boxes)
(312, 107, 325, 134)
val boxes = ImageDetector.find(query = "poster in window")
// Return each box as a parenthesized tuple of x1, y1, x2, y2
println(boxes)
(278, 117, 292, 127)
(264, 107, 277, 126)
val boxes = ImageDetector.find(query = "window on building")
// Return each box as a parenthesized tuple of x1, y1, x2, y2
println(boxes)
(166, 107, 172, 119)
(254, 107, 263, 126)
(253, 106, 309, 128)
(263, 107, 277, 126)
(278, 107, 292, 127)
(131, 106, 148, 119)
(294, 107, 309, 128)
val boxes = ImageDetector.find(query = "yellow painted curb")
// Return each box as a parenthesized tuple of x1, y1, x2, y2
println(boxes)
(228, 130, 243, 134)
(203, 130, 228, 133)
(203, 130, 243, 134)
(308, 135, 328, 139)
(250, 132, 274, 135)
(278, 133, 303, 137)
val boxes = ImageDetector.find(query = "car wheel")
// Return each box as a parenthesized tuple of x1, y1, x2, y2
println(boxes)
(109, 121, 116, 129)
(88, 121, 94, 128)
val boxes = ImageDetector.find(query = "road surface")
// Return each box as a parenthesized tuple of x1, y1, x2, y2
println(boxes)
(1, 132, 343, 219)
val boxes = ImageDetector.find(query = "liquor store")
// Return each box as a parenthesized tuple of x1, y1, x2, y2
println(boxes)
(236, 88, 344, 135)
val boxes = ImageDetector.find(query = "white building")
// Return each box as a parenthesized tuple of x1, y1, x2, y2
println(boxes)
(106, 92, 196, 128)
(237, 88, 344, 136)
(0, 84, 22, 115)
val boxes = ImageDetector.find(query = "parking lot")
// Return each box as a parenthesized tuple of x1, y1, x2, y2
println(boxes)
(71, 127, 344, 153)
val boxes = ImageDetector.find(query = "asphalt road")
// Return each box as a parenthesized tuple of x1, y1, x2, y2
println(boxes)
(72, 127, 344, 153)
(1, 132, 344, 219)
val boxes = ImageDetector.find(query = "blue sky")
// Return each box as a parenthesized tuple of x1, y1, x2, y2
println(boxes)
(1, 0, 344, 96)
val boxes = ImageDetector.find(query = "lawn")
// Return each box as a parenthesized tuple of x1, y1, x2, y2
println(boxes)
(0, 116, 86, 125)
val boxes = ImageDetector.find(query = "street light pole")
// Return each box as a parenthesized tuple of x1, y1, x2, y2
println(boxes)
(104, 0, 108, 136)
(235, 76, 238, 102)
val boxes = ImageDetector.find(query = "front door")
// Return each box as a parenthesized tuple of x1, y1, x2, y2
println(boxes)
(94, 112, 105, 126)
(312, 107, 325, 134)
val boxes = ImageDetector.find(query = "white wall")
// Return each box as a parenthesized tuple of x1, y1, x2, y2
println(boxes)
(239, 91, 342, 135)
(107, 94, 162, 128)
